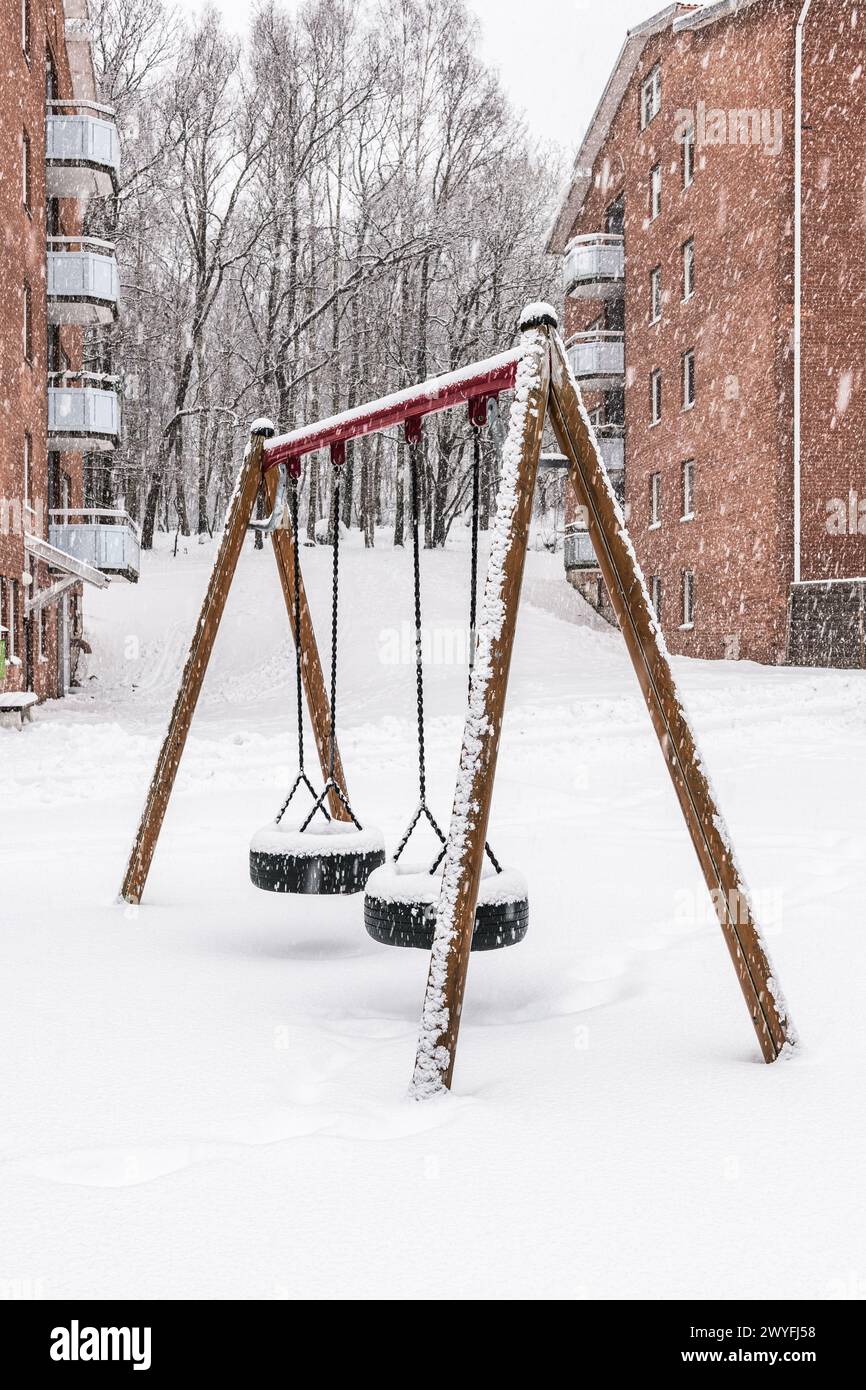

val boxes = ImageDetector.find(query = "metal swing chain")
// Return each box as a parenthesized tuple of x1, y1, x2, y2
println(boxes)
(468, 423, 481, 691)
(393, 434, 448, 866)
(299, 461, 362, 833)
(274, 476, 326, 825)
(431, 415, 502, 877)
(328, 469, 341, 781)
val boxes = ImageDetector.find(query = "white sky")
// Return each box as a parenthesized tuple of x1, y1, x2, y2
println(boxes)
(175, 0, 671, 151)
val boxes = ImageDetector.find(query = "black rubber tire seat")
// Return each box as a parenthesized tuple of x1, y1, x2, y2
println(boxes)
(364, 860, 528, 951)
(250, 819, 386, 896)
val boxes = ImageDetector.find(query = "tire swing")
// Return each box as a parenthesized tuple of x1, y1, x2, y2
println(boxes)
(250, 454, 385, 895)
(364, 407, 529, 950)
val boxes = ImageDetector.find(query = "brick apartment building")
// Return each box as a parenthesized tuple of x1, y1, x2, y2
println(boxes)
(549, 0, 866, 666)
(0, 0, 132, 716)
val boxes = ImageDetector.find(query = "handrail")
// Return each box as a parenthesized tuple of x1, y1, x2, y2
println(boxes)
(48, 371, 121, 388)
(566, 330, 625, 344)
(46, 97, 116, 117)
(47, 235, 116, 253)
(49, 508, 141, 540)
(564, 232, 625, 249)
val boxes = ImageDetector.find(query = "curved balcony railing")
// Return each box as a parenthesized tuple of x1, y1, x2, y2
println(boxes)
(564, 524, 598, 572)
(566, 331, 625, 391)
(45, 99, 120, 199)
(596, 424, 625, 476)
(563, 233, 625, 300)
(47, 237, 119, 326)
(48, 509, 140, 583)
(47, 373, 121, 453)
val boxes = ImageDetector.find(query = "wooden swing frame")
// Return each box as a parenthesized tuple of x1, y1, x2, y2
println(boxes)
(120, 306, 796, 1094)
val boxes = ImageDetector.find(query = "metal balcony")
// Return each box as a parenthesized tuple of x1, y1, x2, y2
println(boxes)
(48, 510, 140, 583)
(563, 234, 625, 300)
(564, 525, 598, 571)
(47, 237, 119, 326)
(45, 99, 120, 198)
(47, 374, 121, 452)
(596, 424, 625, 477)
(566, 331, 625, 391)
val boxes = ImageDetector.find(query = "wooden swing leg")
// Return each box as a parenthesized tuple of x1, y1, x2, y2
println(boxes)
(545, 332, 795, 1063)
(410, 319, 552, 1098)
(265, 465, 351, 822)
(120, 431, 268, 905)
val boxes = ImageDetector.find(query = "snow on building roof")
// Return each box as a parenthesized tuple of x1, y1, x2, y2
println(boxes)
(673, 0, 762, 32)
(546, 1, 763, 253)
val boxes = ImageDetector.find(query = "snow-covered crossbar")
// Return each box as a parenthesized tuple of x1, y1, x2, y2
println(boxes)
(263, 351, 520, 471)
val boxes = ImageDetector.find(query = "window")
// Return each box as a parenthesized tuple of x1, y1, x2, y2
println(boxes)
(21, 0, 31, 58)
(6, 580, 19, 659)
(650, 267, 662, 323)
(606, 194, 625, 236)
(682, 570, 695, 628)
(45, 45, 58, 100)
(23, 282, 32, 361)
(650, 472, 661, 527)
(651, 369, 662, 426)
(22, 129, 31, 211)
(682, 349, 696, 409)
(605, 388, 625, 426)
(641, 65, 661, 129)
(683, 238, 695, 301)
(650, 576, 662, 618)
(650, 164, 662, 220)
(682, 459, 695, 520)
(24, 433, 32, 509)
(682, 122, 695, 188)
(40, 605, 49, 660)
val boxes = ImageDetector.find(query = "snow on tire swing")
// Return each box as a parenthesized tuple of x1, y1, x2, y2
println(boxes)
(364, 860, 528, 951)
(250, 820, 386, 896)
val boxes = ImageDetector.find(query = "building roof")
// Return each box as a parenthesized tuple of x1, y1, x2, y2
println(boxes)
(546, 0, 764, 253)
(673, 0, 762, 31)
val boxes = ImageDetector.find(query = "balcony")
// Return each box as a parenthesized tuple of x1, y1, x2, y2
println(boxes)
(47, 237, 119, 326)
(566, 331, 625, 391)
(45, 99, 120, 199)
(564, 524, 598, 571)
(563, 234, 625, 300)
(48, 510, 140, 583)
(47, 374, 121, 452)
(596, 424, 625, 477)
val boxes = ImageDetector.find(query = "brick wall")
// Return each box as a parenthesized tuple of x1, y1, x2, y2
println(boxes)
(0, 0, 85, 701)
(561, 0, 866, 665)
(799, 0, 866, 583)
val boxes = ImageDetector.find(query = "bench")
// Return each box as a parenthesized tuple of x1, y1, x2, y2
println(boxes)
(0, 692, 38, 730)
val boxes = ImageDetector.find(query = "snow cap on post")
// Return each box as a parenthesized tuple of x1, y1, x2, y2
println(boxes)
(249, 417, 276, 438)
(518, 301, 558, 332)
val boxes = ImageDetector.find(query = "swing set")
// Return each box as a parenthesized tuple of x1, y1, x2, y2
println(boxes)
(120, 304, 796, 1098)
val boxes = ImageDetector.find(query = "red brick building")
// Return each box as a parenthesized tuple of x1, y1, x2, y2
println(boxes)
(0, 0, 126, 716)
(548, 0, 866, 666)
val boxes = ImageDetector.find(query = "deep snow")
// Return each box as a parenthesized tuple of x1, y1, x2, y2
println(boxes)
(1, 529, 865, 1300)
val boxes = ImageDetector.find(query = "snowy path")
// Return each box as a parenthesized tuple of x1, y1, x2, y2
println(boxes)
(2, 533, 865, 1299)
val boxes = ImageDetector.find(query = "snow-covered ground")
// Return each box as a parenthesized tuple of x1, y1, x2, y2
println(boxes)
(2, 530, 865, 1300)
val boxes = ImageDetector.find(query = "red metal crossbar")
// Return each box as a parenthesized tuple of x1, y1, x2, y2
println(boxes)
(263, 349, 520, 474)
